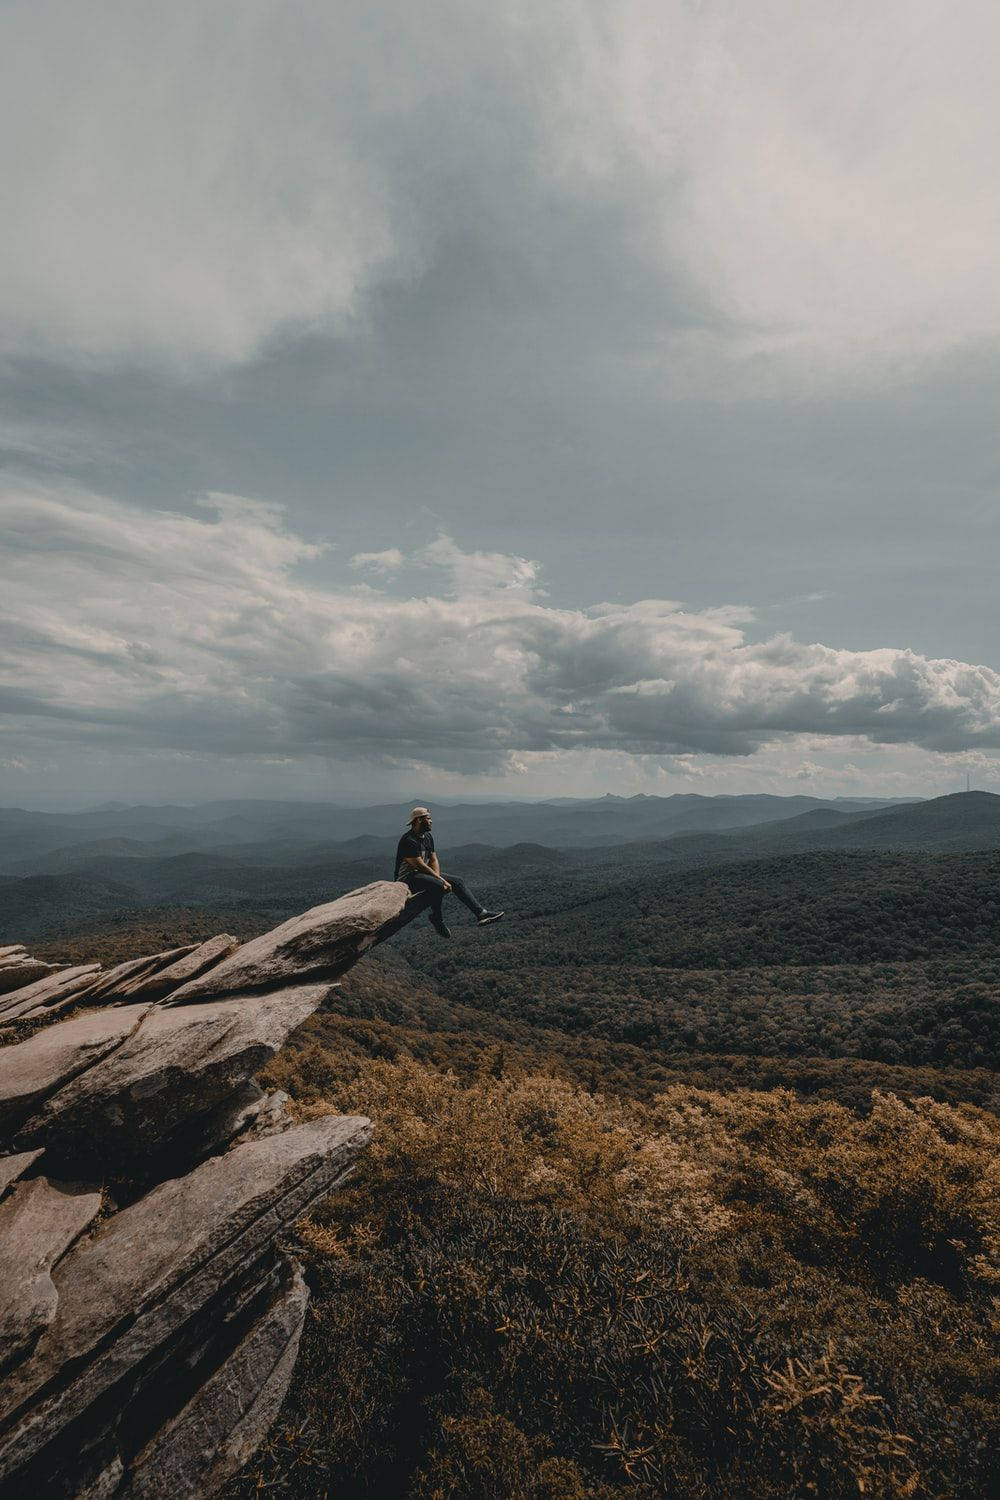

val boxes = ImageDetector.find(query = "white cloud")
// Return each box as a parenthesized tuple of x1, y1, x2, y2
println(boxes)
(3, 487, 1000, 781)
(416, 536, 541, 598)
(609, 0, 1000, 375)
(352, 538, 539, 595)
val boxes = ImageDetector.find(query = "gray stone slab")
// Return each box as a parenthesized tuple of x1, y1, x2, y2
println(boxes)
(119, 1257, 308, 1499)
(11, 993, 92, 1024)
(168, 881, 409, 1001)
(0, 1114, 371, 1481)
(0, 966, 102, 1021)
(112, 934, 240, 1002)
(18, 986, 332, 1157)
(0, 1005, 151, 1135)
(0, 962, 62, 998)
(77, 946, 199, 1006)
(241, 1090, 293, 1141)
(0, 1177, 102, 1366)
(0, 1150, 44, 1201)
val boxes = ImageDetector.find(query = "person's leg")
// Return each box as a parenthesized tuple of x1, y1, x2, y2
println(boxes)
(439, 874, 484, 916)
(404, 872, 448, 919)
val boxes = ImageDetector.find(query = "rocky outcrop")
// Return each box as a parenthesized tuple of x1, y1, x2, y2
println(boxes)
(0, 879, 429, 1498)
(0, 964, 103, 1024)
(116, 1256, 309, 1500)
(0, 1178, 102, 1367)
(76, 943, 202, 1006)
(0, 948, 66, 998)
(103, 935, 240, 1003)
(17, 986, 330, 1170)
(0, 1118, 368, 1495)
(0, 1005, 152, 1135)
(168, 882, 414, 1001)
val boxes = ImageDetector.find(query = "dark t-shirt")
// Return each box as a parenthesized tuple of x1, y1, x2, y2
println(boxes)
(394, 828, 435, 880)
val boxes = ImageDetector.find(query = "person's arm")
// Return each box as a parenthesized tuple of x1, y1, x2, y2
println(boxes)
(427, 842, 449, 888)
(403, 846, 450, 889)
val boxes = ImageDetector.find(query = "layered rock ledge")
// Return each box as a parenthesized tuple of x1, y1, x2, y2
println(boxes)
(0, 880, 429, 1498)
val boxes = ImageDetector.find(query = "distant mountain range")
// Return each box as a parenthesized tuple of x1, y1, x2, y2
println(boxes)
(3, 791, 1000, 945)
(0, 790, 917, 869)
(655, 790, 1000, 864)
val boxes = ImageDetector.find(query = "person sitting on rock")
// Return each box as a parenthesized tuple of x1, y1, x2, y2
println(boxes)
(394, 806, 504, 938)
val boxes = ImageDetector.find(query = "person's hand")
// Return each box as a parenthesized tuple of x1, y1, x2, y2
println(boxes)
(441, 880, 452, 892)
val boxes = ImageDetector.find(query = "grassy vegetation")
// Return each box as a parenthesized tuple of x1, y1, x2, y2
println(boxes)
(226, 1051, 1000, 1498)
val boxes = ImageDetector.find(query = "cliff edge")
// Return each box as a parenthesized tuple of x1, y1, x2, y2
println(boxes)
(0, 880, 428, 1498)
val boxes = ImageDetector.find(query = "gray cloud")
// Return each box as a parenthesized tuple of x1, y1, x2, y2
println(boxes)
(2, 488, 998, 779)
(2, 3, 999, 806)
(5, 2, 998, 377)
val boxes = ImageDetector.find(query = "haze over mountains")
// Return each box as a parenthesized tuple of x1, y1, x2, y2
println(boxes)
(0, 790, 916, 865)
(3, 790, 1000, 945)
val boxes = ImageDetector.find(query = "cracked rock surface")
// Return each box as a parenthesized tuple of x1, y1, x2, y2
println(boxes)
(0, 964, 103, 1023)
(0, 880, 425, 1498)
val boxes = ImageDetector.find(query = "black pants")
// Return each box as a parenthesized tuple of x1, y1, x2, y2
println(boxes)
(399, 871, 483, 920)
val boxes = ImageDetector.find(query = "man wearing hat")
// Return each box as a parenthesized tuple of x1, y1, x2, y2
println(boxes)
(395, 806, 504, 938)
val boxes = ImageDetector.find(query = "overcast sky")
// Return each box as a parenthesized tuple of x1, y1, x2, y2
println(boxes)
(2, 0, 999, 809)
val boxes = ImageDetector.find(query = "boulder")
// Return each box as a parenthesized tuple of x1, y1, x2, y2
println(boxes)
(0, 966, 102, 1023)
(167, 881, 411, 1001)
(17, 986, 332, 1163)
(0, 1115, 371, 1491)
(0, 1006, 151, 1136)
(0, 1178, 102, 1367)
